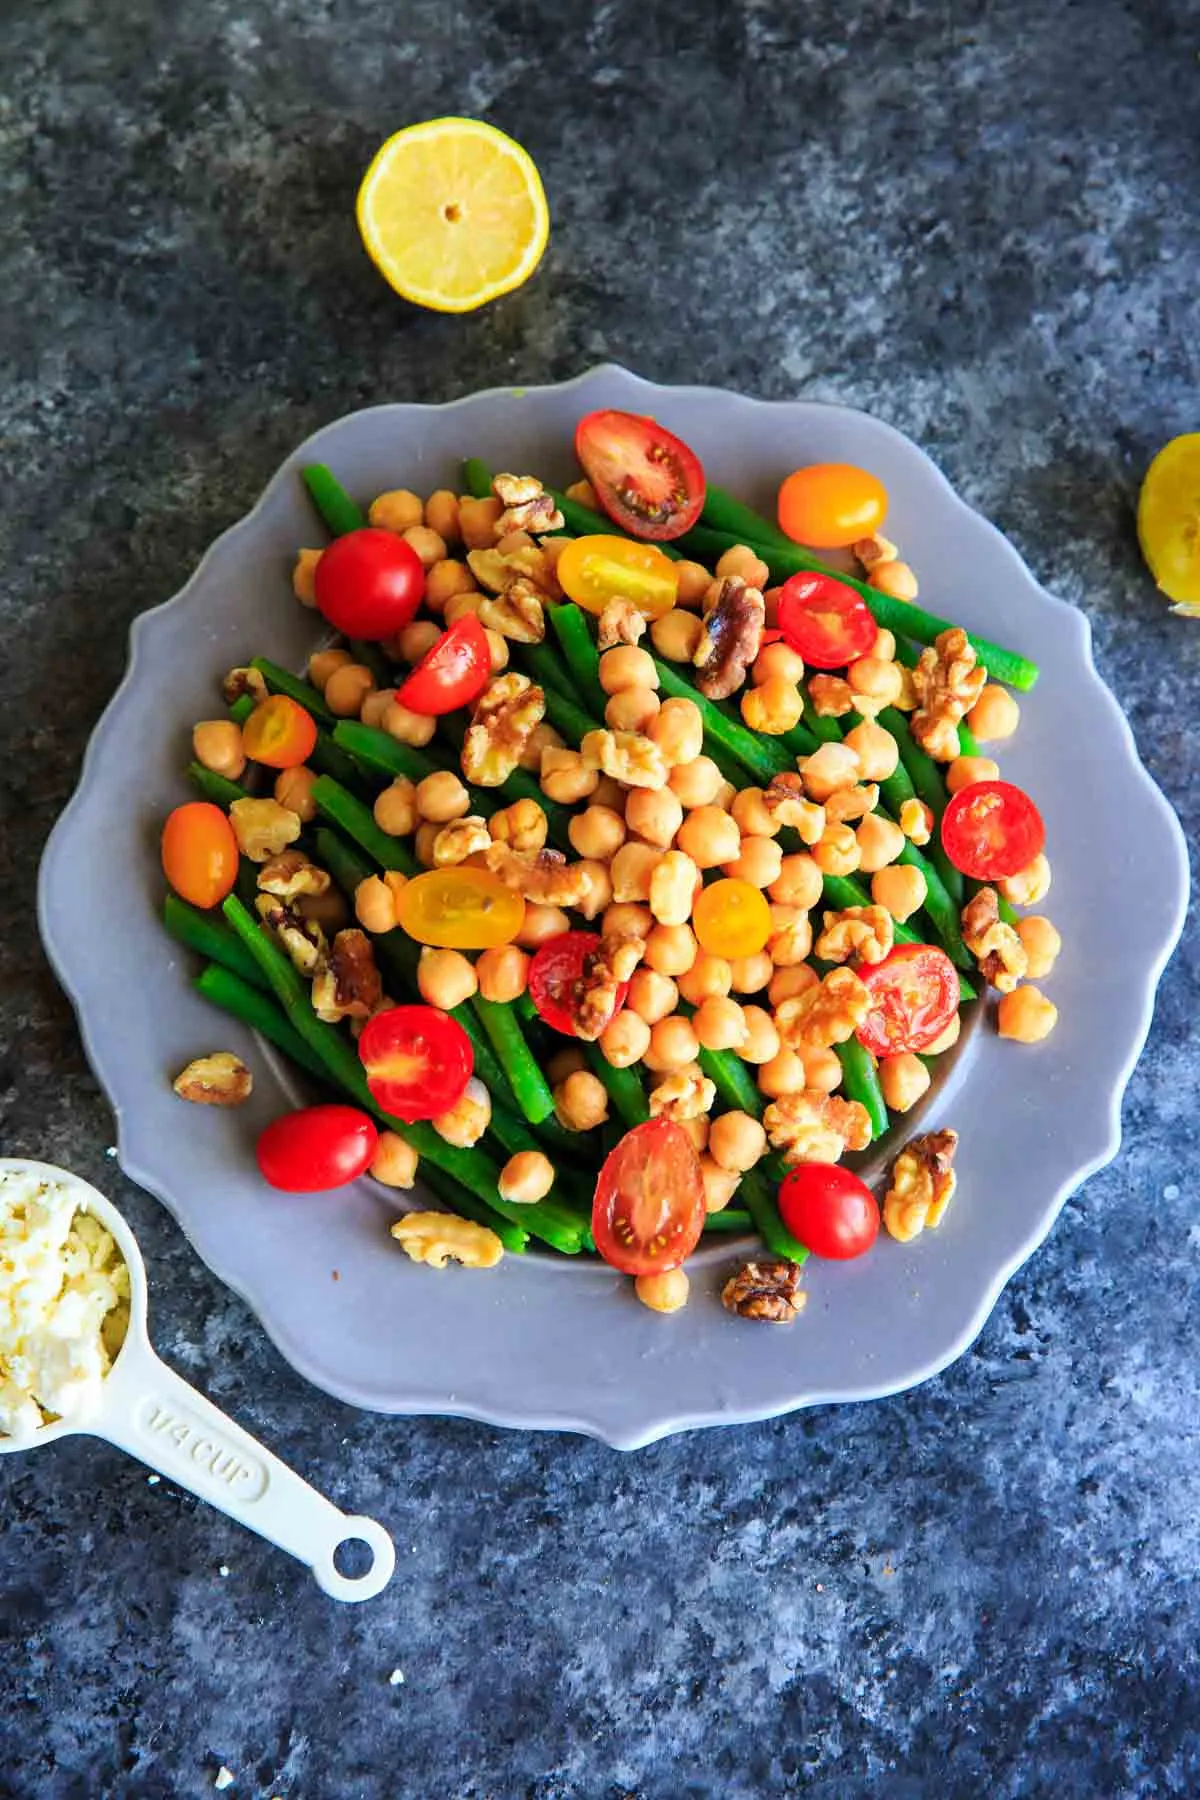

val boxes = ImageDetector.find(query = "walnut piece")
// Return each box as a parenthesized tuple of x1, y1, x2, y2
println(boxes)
(222, 665, 268, 706)
(229, 797, 302, 862)
(883, 1128, 959, 1243)
(468, 540, 560, 602)
(853, 532, 900, 570)
(172, 1052, 253, 1107)
(775, 966, 872, 1049)
(484, 841, 595, 909)
(580, 728, 670, 790)
(312, 929, 382, 1022)
(899, 797, 933, 845)
(808, 673, 855, 717)
(492, 472, 564, 536)
(434, 816, 492, 866)
(911, 628, 987, 760)
(961, 886, 1028, 993)
(648, 1065, 716, 1122)
(257, 849, 331, 901)
(721, 1260, 806, 1323)
(762, 773, 826, 844)
(573, 933, 647, 1040)
(478, 579, 546, 644)
(763, 1089, 872, 1165)
(255, 895, 327, 977)
(814, 904, 895, 967)
(824, 782, 880, 825)
(597, 597, 647, 651)
(488, 797, 547, 855)
(462, 674, 545, 787)
(692, 577, 765, 700)
(390, 1212, 504, 1269)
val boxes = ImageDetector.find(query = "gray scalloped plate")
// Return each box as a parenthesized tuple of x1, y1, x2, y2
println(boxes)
(38, 366, 1188, 1450)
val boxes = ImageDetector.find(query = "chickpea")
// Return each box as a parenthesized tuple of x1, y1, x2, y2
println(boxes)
(611, 841, 663, 904)
(768, 852, 823, 910)
(946, 754, 1000, 795)
(565, 476, 598, 509)
(650, 609, 704, 662)
(647, 696, 704, 767)
(591, 774, 625, 813)
(729, 949, 773, 994)
(843, 720, 900, 782)
(292, 547, 322, 605)
(967, 684, 1021, 743)
(324, 664, 374, 718)
(193, 720, 246, 780)
(879, 1053, 931, 1114)
(700, 1156, 741, 1213)
(676, 953, 733, 1006)
(715, 543, 770, 588)
(871, 628, 898, 660)
(741, 677, 803, 736)
(800, 741, 861, 803)
(417, 947, 478, 1009)
(371, 777, 416, 837)
(847, 657, 904, 705)
(1000, 853, 1052, 907)
(599, 645, 658, 695)
(517, 903, 571, 949)
(569, 805, 626, 862)
(692, 996, 749, 1052)
(424, 558, 476, 612)
(731, 786, 779, 839)
(752, 641, 805, 687)
(547, 1047, 586, 1086)
(410, 770, 466, 825)
(475, 943, 529, 1004)
(644, 1015, 700, 1073)
(626, 967, 678, 1025)
(768, 962, 819, 1008)
(434, 1076, 491, 1149)
(309, 646, 353, 691)
(490, 798, 547, 855)
(813, 822, 862, 877)
(635, 1267, 690, 1314)
(355, 874, 399, 934)
(574, 860, 613, 920)
(715, 779, 737, 809)
(369, 489, 424, 533)
(274, 764, 317, 822)
(709, 1111, 766, 1174)
(871, 863, 927, 921)
(540, 747, 599, 805)
(669, 755, 725, 809)
(370, 1131, 419, 1189)
(360, 688, 397, 728)
(868, 560, 919, 601)
(740, 1006, 780, 1064)
(756, 1047, 807, 1100)
(402, 525, 447, 570)
(678, 1114, 710, 1155)
(722, 835, 783, 890)
(997, 984, 1058, 1043)
(673, 560, 713, 608)
(383, 698, 437, 747)
(625, 786, 684, 849)
(484, 628, 510, 673)
(600, 1010, 652, 1069)
(520, 722, 564, 771)
(414, 821, 441, 867)
(444, 591, 487, 627)
(855, 814, 905, 872)
(925, 1013, 961, 1056)
(1016, 915, 1061, 979)
(648, 850, 699, 926)
(603, 902, 654, 940)
(498, 1151, 555, 1205)
(605, 687, 661, 734)
(800, 1045, 844, 1093)
(554, 1069, 609, 1132)
(425, 489, 460, 545)
(676, 806, 740, 870)
(458, 495, 503, 550)
(644, 922, 698, 977)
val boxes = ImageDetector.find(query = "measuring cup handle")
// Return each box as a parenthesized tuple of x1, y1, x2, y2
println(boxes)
(96, 1340, 395, 1602)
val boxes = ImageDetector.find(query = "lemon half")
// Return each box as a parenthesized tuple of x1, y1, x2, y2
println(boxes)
(1137, 432, 1200, 616)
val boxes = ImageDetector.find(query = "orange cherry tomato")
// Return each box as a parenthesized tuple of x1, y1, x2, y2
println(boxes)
(241, 694, 319, 769)
(691, 879, 771, 958)
(556, 534, 679, 617)
(395, 868, 524, 950)
(777, 463, 888, 549)
(161, 802, 239, 909)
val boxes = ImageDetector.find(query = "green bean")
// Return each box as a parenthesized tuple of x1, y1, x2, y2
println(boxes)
(303, 463, 367, 537)
(194, 963, 335, 1084)
(417, 1162, 529, 1253)
(229, 693, 255, 727)
(461, 457, 493, 501)
(511, 637, 578, 704)
(472, 995, 556, 1124)
(188, 762, 248, 808)
(652, 657, 792, 784)
(739, 1168, 810, 1265)
(875, 708, 964, 906)
(165, 894, 266, 989)
(332, 720, 439, 786)
(251, 657, 335, 726)
(583, 1045, 650, 1128)
(701, 1208, 753, 1236)
(542, 685, 603, 745)
(835, 1039, 889, 1140)
(696, 1046, 762, 1119)
(311, 775, 419, 876)
(801, 691, 844, 745)
(897, 841, 971, 969)
(547, 602, 608, 720)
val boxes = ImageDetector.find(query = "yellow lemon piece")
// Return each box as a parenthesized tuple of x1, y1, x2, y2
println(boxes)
(357, 118, 549, 314)
(1137, 432, 1200, 616)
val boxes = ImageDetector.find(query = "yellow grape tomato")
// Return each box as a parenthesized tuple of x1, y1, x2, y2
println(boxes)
(396, 867, 525, 949)
(692, 879, 771, 959)
(556, 534, 679, 617)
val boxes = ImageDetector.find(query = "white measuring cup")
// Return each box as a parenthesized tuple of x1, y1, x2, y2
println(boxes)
(0, 1160, 395, 1602)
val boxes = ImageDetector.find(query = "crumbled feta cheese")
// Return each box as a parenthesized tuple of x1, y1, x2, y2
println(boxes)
(0, 1169, 129, 1440)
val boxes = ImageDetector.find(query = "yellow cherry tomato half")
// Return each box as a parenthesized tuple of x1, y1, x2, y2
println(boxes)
(556, 534, 679, 618)
(777, 463, 888, 549)
(1137, 433, 1200, 614)
(161, 802, 239, 909)
(396, 867, 525, 949)
(241, 694, 319, 769)
(691, 879, 771, 959)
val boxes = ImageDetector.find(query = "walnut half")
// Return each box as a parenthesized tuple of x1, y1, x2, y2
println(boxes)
(692, 576, 765, 700)
(492, 472, 564, 536)
(883, 1128, 959, 1243)
(462, 673, 545, 787)
(312, 929, 383, 1022)
(573, 933, 647, 1040)
(961, 887, 1028, 993)
(173, 1052, 253, 1107)
(390, 1212, 504, 1269)
(721, 1260, 806, 1323)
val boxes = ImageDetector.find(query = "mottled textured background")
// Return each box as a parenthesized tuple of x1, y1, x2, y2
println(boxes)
(2, 0, 1198, 1795)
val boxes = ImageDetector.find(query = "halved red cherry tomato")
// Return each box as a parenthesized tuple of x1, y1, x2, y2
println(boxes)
(357, 1004, 473, 1123)
(257, 1105, 378, 1193)
(395, 614, 490, 716)
(777, 1163, 879, 1259)
(395, 869, 524, 950)
(856, 943, 959, 1057)
(592, 1119, 705, 1276)
(161, 801, 239, 909)
(313, 527, 425, 639)
(777, 571, 879, 669)
(777, 463, 888, 548)
(556, 534, 679, 617)
(241, 694, 318, 769)
(692, 880, 771, 959)
(940, 780, 1046, 881)
(575, 409, 705, 541)
(528, 931, 631, 1038)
